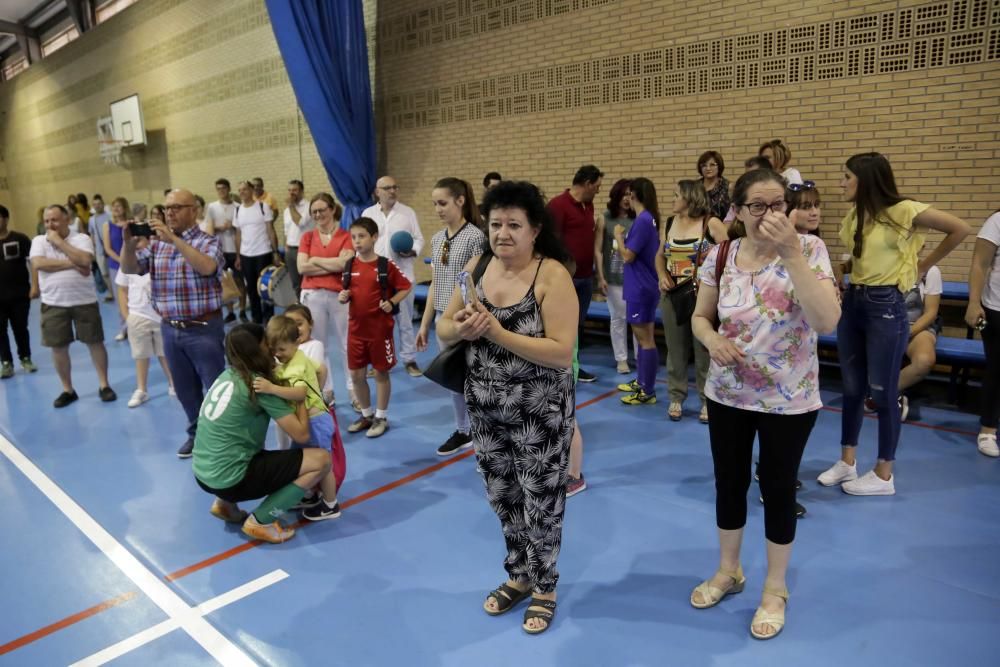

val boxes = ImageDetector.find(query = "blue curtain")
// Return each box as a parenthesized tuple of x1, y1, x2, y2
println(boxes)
(265, 0, 375, 228)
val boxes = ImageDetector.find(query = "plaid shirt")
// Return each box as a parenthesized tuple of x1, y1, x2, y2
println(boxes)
(137, 225, 224, 321)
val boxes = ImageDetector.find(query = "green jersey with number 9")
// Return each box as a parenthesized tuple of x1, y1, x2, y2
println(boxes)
(192, 368, 295, 489)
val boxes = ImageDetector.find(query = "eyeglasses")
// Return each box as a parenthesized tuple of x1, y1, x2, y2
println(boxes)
(163, 204, 194, 213)
(379, 185, 400, 191)
(787, 180, 816, 192)
(742, 200, 787, 216)
(440, 237, 451, 266)
(310, 206, 330, 216)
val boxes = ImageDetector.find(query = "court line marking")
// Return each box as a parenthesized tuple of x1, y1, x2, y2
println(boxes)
(1, 387, 619, 655)
(4, 385, 974, 654)
(69, 569, 288, 667)
(0, 435, 257, 666)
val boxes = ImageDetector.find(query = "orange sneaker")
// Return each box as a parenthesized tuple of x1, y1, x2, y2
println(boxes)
(242, 514, 296, 543)
(210, 498, 248, 523)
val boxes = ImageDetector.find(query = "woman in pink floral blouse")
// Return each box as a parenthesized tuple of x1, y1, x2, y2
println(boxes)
(687, 168, 841, 640)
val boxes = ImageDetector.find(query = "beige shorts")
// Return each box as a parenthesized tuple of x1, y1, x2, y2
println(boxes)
(127, 313, 164, 359)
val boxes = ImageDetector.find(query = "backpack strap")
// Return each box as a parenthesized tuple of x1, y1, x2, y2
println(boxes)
(377, 256, 390, 301)
(259, 202, 265, 216)
(342, 257, 353, 290)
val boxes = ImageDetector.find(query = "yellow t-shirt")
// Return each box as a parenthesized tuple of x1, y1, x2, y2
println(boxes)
(838, 199, 930, 292)
(275, 349, 326, 414)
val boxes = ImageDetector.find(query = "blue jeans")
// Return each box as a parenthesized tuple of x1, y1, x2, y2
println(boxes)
(161, 317, 226, 439)
(572, 277, 593, 330)
(837, 286, 908, 461)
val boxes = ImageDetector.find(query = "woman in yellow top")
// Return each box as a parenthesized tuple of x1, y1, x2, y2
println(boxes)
(818, 153, 970, 495)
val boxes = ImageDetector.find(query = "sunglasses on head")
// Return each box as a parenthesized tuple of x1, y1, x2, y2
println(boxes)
(787, 180, 816, 192)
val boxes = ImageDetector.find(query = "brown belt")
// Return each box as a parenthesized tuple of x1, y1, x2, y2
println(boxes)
(166, 309, 222, 329)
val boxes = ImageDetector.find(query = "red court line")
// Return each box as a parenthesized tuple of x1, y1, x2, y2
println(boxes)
(0, 592, 137, 656)
(5, 387, 618, 654)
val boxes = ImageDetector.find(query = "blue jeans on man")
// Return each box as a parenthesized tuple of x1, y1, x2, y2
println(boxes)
(162, 316, 226, 456)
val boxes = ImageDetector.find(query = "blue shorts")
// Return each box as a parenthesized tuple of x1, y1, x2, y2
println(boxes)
(626, 300, 657, 325)
(302, 411, 335, 452)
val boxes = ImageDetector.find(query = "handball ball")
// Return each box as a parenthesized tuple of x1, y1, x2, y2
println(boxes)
(390, 230, 414, 254)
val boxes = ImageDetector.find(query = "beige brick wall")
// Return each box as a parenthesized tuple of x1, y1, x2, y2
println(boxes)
(372, 0, 1000, 282)
(1, 0, 997, 285)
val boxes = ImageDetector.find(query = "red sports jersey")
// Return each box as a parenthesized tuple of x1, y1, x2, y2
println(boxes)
(347, 256, 412, 341)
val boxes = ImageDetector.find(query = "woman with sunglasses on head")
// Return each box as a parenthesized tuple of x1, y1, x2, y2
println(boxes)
(697, 151, 732, 221)
(297, 194, 355, 410)
(818, 153, 971, 495)
(416, 177, 487, 457)
(594, 179, 636, 374)
(655, 180, 724, 422)
(690, 168, 840, 640)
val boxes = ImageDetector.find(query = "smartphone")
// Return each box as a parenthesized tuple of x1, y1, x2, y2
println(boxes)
(457, 271, 479, 307)
(128, 221, 153, 238)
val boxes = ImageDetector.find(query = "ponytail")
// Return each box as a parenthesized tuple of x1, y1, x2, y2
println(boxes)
(434, 177, 479, 227)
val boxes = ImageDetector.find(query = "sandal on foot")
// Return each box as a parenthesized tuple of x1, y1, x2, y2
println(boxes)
(483, 582, 531, 616)
(750, 587, 789, 640)
(522, 597, 557, 635)
(690, 565, 745, 609)
(668, 402, 683, 421)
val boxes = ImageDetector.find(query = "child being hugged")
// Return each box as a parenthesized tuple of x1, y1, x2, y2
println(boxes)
(254, 315, 341, 521)
(338, 217, 412, 438)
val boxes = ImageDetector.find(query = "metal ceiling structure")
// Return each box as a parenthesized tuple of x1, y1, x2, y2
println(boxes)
(0, 1, 99, 66)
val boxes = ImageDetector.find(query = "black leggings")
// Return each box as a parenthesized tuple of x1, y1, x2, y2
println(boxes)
(707, 399, 818, 545)
(981, 306, 1000, 429)
(0, 297, 31, 363)
(240, 253, 274, 324)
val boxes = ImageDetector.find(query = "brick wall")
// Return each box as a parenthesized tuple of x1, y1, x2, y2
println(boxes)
(372, 0, 1000, 282)
(1, 0, 997, 284)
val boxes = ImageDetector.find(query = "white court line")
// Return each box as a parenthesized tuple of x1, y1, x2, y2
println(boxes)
(70, 569, 289, 667)
(0, 435, 257, 666)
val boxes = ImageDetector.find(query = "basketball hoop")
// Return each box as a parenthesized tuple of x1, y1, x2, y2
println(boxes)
(98, 138, 126, 166)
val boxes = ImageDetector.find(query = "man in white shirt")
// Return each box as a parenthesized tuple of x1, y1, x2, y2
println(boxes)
(29, 204, 117, 407)
(205, 178, 246, 322)
(282, 179, 313, 296)
(362, 175, 425, 377)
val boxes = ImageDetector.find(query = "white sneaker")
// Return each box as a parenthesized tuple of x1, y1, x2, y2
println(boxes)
(978, 433, 999, 458)
(817, 460, 858, 486)
(899, 395, 909, 422)
(842, 470, 895, 496)
(168, 385, 177, 397)
(616, 360, 630, 374)
(114, 331, 127, 342)
(127, 389, 149, 408)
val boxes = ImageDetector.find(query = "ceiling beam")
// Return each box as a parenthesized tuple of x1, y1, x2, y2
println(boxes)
(64, 0, 95, 34)
(0, 20, 39, 39)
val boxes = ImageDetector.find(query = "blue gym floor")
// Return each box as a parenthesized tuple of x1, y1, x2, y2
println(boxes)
(1, 299, 998, 666)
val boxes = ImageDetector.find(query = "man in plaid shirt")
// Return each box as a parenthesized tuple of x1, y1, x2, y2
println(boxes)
(121, 189, 226, 459)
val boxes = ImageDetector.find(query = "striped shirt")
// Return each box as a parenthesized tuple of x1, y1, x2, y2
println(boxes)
(137, 225, 224, 320)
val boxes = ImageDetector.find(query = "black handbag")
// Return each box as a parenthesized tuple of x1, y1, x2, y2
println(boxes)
(423, 254, 492, 394)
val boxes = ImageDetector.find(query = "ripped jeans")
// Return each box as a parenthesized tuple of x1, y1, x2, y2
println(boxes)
(837, 285, 909, 461)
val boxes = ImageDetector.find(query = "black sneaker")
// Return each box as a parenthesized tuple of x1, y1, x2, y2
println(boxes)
(224, 312, 237, 323)
(99, 386, 117, 402)
(758, 495, 807, 519)
(239, 311, 249, 322)
(53, 390, 79, 408)
(303, 500, 342, 521)
(292, 493, 322, 510)
(753, 463, 802, 490)
(177, 438, 194, 458)
(437, 430, 473, 456)
(577, 368, 596, 383)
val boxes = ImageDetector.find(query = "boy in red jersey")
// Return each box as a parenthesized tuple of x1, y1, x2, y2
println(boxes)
(339, 217, 412, 438)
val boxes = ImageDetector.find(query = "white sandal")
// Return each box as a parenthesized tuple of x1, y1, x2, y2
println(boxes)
(690, 565, 744, 609)
(750, 587, 789, 640)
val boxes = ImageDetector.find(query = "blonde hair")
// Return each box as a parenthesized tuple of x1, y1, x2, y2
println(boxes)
(265, 315, 300, 347)
(677, 180, 711, 219)
(758, 139, 791, 171)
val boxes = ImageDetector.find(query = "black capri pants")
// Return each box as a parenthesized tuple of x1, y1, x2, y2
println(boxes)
(706, 399, 818, 545)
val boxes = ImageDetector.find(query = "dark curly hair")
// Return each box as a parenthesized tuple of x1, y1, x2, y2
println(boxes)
(480, 180, 570, 263)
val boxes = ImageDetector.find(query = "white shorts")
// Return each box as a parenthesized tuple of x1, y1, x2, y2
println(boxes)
(127, 313, 164, 359)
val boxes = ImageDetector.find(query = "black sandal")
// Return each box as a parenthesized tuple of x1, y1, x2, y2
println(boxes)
(484, 583, 531, 616)
(522, 597, 557, 635)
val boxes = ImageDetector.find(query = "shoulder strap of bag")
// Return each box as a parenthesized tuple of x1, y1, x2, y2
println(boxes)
(259, 202, 265, 216)
(714, 240, 731, 286)
(471, 252, 492, 283)
(342, 256, 353, 290)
